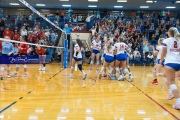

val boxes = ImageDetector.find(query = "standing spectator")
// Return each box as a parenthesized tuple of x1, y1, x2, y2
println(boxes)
(20, 26, 27, 41)
(50, 30, 57, 43)
(155, 28, 160, 40)
(44, 29, 50, 42)
(11, 16, 15, 28)
(63, 24, 75, 49)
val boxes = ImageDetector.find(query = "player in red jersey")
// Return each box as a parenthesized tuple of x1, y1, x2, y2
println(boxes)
(12, 36, 29, 77)
(36, 46, 46, 71)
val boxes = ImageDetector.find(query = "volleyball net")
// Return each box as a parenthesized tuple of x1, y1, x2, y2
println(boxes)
(0, 0, 69, 68)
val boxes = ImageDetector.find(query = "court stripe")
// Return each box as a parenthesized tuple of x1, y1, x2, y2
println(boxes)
(0, 101, 17, 114)
(130, 82, 180, 120)
(0, 68, 65, 114)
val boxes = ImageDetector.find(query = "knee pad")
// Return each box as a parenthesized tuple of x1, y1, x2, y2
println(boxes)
(96, 61, 99, 65)
(71, 66, 74, 69)
(127, 65, 130, 69)
(90, 61, 94, 65)
(170, 84, 178, 91)
(23, 64, 27, 68)
(16, 64, 20, 68)
(116, 67, 120, 71)
(78, 64, 83, 71)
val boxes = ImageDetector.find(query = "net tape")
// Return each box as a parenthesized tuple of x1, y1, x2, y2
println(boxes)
(0, 38, 64, 49)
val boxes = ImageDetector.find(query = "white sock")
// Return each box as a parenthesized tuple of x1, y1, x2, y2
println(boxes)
(82, 70, 86, 75)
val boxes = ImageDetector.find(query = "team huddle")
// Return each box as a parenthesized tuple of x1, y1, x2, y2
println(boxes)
(70, 27, 180, 110)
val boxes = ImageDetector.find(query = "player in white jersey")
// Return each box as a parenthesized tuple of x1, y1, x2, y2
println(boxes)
(114, 37, 129, 81)
(99, 40, 115, 79)
(69, 39, 87, 87)
(161, 27, 180, 110)
(89, 34, 102, 73)
(151, 38, 165, 85)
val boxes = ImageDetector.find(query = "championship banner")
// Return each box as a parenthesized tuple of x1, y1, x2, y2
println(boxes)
(0, 56, 39, 64)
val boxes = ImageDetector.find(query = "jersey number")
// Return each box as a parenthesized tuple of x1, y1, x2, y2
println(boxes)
(174, 41, 178, 48)
(119, 45, 124, 50)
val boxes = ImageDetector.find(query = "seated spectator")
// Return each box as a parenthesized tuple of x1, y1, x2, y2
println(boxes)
(147, 52, 154, 65)
(3, 27, 12, 37)
(133, 47, 140, 57)
(12, 30, 20, 40)
(134, 52, 141, 65)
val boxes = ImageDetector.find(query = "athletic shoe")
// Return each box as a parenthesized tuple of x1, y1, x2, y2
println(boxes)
(69, 74, 73, 79)
(128, 74, 133, 82)
(42, 67, 46, 71)
(118, 75, 124, 81)
(167, 93, 174, 100)
(82, 73, 87, 80)
(39, 67, 42, 71)
(7, 74, 11, 78)
(23, 73, 28, 77)
(172, 100, 180, 110)
(12, 73, 18, 77)
(151, 80, 158, 85)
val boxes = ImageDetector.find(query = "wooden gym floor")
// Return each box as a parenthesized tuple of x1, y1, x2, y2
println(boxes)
(0, 64, 180, 120)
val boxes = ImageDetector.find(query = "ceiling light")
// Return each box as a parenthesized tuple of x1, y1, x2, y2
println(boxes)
(88, 0, 98, 2)
(36, 4, 45, 6)
(62, 5, 71, 7)
(146, 1, 157, 3)
(10, 3, 19, 5)
(117, 0, 127, 2)
(176, 1, 180, 3)
(88, 5, 97, 7)
(166, 6, 176, 8)
(59, 0, 69, 1)
(140, 6, 149, 8)
(41, 9, 49, 11)
(114, 6, 123, 8)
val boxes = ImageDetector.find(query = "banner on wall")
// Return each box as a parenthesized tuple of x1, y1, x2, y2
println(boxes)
(0, 56, 39, 64)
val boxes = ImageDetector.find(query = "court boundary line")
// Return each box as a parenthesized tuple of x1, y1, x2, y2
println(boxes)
(0, 68, 65, 114)
(130, 82, 180, 120)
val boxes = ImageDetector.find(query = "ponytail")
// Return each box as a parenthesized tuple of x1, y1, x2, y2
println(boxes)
(175, 33, 180, 42)
(107, 41, 113, 52)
